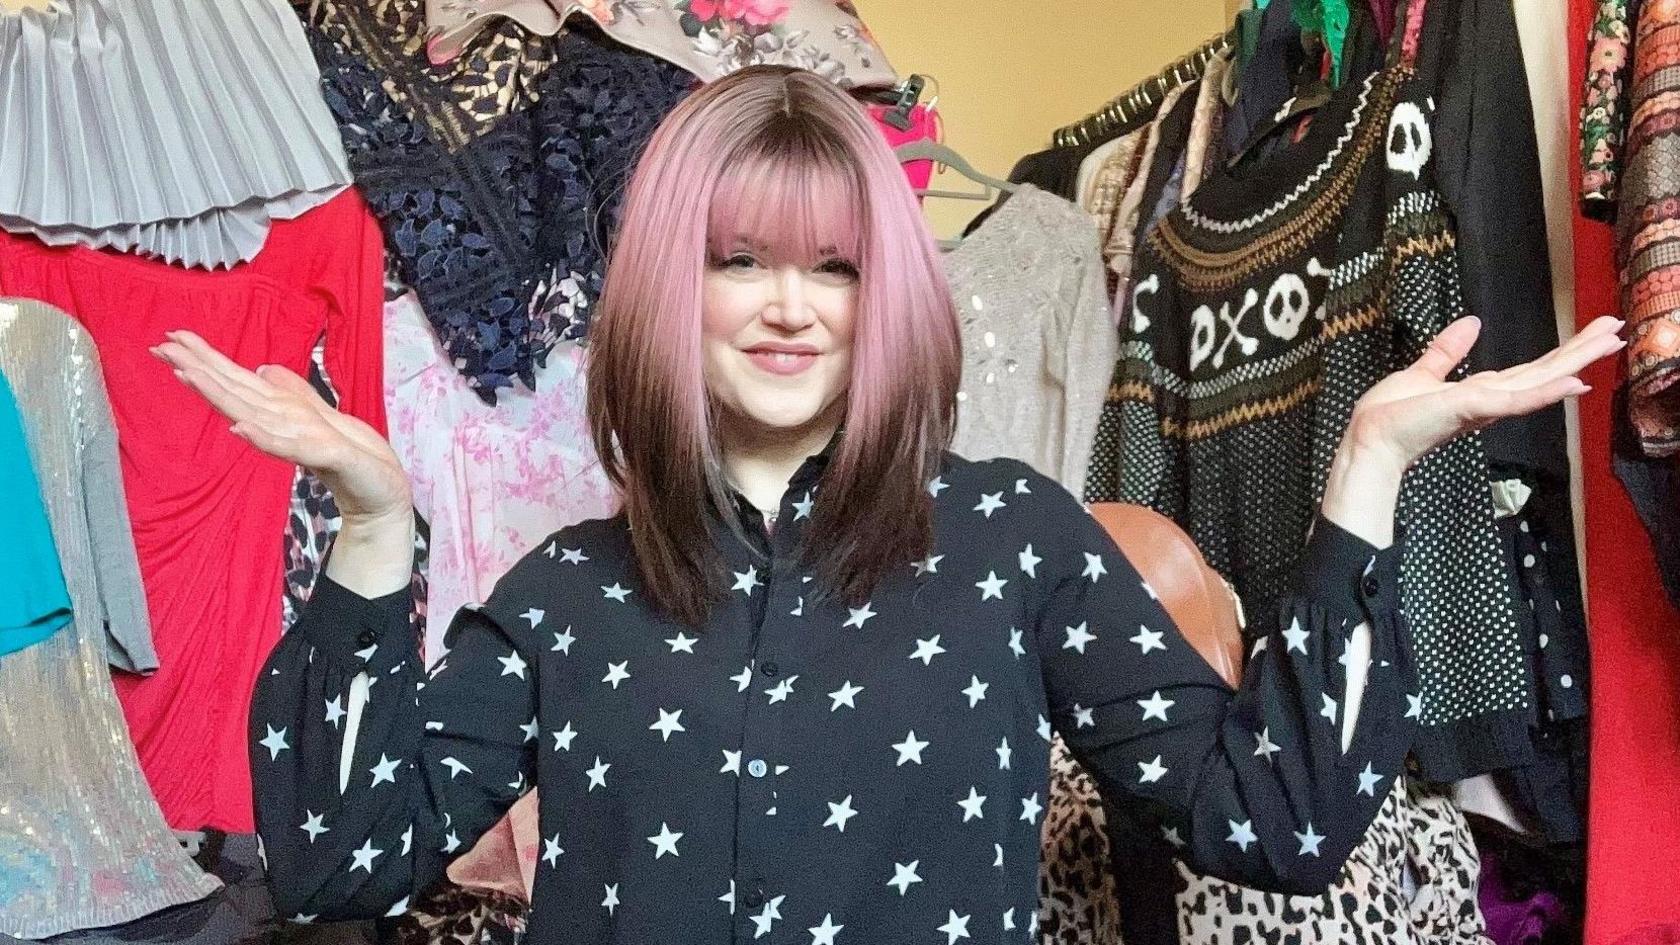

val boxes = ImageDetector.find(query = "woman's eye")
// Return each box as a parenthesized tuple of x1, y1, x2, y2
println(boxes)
(815, 258, 859, 279)
(724, 254, 761, 269)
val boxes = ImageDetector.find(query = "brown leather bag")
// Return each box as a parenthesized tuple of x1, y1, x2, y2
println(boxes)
(1088, 502, 1244, 687)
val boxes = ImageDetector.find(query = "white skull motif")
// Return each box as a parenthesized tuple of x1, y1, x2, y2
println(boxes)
(1189, 304, 1217, 372)
(1263, 272, 1311, 341)
(1131, 272, 1159, 333)
(1386, 101, 1432, 179)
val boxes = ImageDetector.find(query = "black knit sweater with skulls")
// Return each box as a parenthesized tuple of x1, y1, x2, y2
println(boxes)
(1084, 49, 1534, 781)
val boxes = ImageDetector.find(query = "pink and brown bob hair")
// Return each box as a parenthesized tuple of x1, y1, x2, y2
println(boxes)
(587, 65, 962, 627)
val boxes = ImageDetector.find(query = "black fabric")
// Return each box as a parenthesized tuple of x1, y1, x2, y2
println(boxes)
(248, 452, 1416, 942)
(1223, 0, 1306, 159)
(1612, 385, 1680, 612)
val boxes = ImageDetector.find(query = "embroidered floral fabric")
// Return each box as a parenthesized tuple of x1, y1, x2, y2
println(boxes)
(304, 4, 695, 399)
(1581, 0, 1632, 218)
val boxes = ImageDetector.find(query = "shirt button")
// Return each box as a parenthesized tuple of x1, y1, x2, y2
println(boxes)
(1361, 574, 1380, 598)
(742, 887, 766, 909)
(760, 661, 780, 677)
(747, 759, 768, 778)
(356, 630, 379, 647)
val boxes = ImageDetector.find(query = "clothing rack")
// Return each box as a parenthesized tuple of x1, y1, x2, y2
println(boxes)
(1051, 31, 1234, 149)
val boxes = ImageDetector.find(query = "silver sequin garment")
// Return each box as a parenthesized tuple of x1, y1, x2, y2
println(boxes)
(0, 298, 220, 937)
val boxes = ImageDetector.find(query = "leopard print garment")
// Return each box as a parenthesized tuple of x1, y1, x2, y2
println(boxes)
(1039, 737, 1490, 945)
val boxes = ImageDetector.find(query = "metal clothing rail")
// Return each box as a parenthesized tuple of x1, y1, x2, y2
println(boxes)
(1051, 30, 1234, 149)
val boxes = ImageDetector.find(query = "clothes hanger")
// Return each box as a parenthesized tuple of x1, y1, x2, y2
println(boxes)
(895, 140, 1017, 200)
(1051, 31, 1233, 148)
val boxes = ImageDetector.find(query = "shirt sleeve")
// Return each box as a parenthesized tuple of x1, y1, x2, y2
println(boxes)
(250, 550, 542, 921)
(1029, 468, 1417, 895)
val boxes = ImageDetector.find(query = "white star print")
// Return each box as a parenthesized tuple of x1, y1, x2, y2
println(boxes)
(442, 830, 461, 854)
(1018, 545, 1042, 578)
(1003, 907, 1016, 930)
(1142, 580, 1159, 600)
(350, 838, 383, 873)
(602, 883, 619, 916)
(996, 737, 1012, 770)
(1296, 822, 1326, 856)
(552, 721, 577, 752)
(1281, 617, 1311, 655)
(1161, 825, 1185, 848)
(809, 913, 843, 945)
(719, 880, 736, 915)
(1082, 552, 1107, 581)
(974, 492, 1006, 517)
(913, 554, 944, 577)
(828, 681, 863, 711)
(1037, 714, 1052, 742)
(1019, 792, 1043, 824)
(1130, 624, 1166, 653)
(353, 642, 377, 662)
(732, 567, 762, 595)
(602, 661, 631, 689)
(560, 547, 588, 565)
(649, 708, 686, 741)
(497, 650, 527, 679)
(975, 571, 1008, 601)
(892, 731, 929, 765)
(586, 756, 611, 791)
(298, 811, 328, 843)
(887, 860, 923, 896)
(1357, 762, 1385, 797)
(259, 725, 289, 761)
(440, 757, 472, 779)
(731, 665, 754, 692)
(1071, 703, 1096, 728)
(1405, 692, 1423, 719)
(720, 750, 743, 776)
(601, 583, 631, 602)
(765, 675, 799, 704)
(647, 822, 683, 859)
(542, 834, 562, 867)
(957, 787, 987, 822)
(843, 602, 877, 629)
(1063, 621, 1097, 654)
(1254, 727, 1281, 762)
(1137, 755, 1169, 784)
(400, 824, 413, 856)
(909, 636, 947, 666)
(1227, 819, 1257, 852)
(1007, 627, 1026, 658)
(521, 608, 545, 628)
(750, 895, 785, 939)
(962, 675, 989, 707)
(369, 754, 401, 787)
(384, 898, 409, 918)
(520, 716, 540, 743)
(825, 795, 858, 832)
(1320, 693, 1339, 724)
(551, 626, 576, 654)
(927, 476, 948, 497)
(291, 914, 318, 924)
(1137, 690, 1175, 722)
(938, 910, 973, 944)
(666, 632, 698, 654)
(324, 695, 346, 729)
(791, 596, 805, 617)
(792, 491, 814, 520)
(1014, 477, 1032, 494)
(993, 843, 1004, 868)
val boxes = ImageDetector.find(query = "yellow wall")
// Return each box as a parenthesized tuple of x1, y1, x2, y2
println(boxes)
(860, 0, 1230, 238)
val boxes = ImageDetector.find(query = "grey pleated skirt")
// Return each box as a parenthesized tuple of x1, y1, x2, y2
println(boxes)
(0, 0, 351, 269)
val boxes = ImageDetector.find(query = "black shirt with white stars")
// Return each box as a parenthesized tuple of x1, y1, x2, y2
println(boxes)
(251, 450, 1417, 944)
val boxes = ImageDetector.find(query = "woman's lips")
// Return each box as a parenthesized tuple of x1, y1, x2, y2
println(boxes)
(745, 349, 819, 376)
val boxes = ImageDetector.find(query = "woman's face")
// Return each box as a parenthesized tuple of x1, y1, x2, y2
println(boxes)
(701, 240, 858, 442)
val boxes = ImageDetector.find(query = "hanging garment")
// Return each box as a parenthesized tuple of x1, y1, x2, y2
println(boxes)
(1581, 0, 1636, 220)
(304, 10, 695, 399)
(1087, 14, 1533, 780)
(0, 298, 221, 938)
(0, 366, 72, 656)
(0, 0, 350, 269)
(1613, 0, 1680, 454)
(945, 186, 1116, 499)
(420, 0, 898, 84)
(0, 190, 387, 833)
(383, 292, 619, 662)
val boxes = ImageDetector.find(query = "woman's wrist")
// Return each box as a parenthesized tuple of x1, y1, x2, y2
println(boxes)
(1319, 433, 1407, 551)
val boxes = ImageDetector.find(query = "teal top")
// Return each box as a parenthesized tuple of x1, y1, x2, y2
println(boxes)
(0, 367, 72, 656)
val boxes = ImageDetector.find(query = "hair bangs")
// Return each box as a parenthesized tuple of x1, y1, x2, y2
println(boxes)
(706, 137, 865, 270)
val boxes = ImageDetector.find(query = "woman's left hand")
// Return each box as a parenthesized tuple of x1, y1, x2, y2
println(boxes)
(1343, 314, 1625, 472)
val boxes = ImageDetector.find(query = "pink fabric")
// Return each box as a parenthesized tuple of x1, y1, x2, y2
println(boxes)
(383, 293, 620, 663)
(870, 103, 939, 193)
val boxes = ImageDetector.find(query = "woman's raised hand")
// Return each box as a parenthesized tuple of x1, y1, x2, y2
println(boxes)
(151, 331, 412, 526)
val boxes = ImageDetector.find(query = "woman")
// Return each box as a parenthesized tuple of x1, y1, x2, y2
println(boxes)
(154, 67, 1621, 943)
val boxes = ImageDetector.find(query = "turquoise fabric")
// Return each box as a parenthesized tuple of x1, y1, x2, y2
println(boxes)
(0, 367, 72, 656)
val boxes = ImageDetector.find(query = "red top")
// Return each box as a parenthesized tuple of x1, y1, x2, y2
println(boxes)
(0, 189, 386, 831)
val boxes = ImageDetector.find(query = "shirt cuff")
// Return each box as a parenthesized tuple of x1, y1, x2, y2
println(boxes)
(1297, 516, 1402, 624)
(297, 574, 414, 669)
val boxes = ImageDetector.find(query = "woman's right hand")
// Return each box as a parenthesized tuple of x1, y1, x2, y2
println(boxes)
(152, 330, 412, 526)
